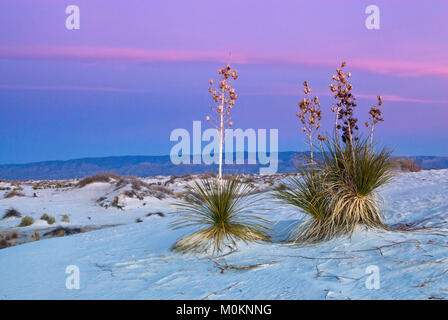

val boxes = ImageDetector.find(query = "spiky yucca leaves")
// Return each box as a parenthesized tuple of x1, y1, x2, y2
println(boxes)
(274, 138, 393, 243)
(274, 169, 331, 243)
(274, 169, 327, 221)
(171, 175, 271, 254)
(323, 137, 394, 234)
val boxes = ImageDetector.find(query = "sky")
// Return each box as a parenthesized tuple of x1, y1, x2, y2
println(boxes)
(0, 0, 447, 164)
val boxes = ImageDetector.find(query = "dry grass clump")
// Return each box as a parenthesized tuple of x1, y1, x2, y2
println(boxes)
(171, 175, 271, 254)
(61, 214, 70, 223)
(76, 172, 121, 188)
(40, 214, 56, 225)
(4, 190, 25, 199)
(2, 208, 22, 219)
(116, 176, 174, 200)
(18, 216, 34, 227)
(392, 158, 422, 172)
(0, 239, 9, 249)
(43, 227, 85, 237)
(31, 231, 40, 241)
(4, 231, 18, 240)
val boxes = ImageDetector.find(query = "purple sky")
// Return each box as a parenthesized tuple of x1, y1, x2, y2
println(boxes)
(0, 0, 447, 163)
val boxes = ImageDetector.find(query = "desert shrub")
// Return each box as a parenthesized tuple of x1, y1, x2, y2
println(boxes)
(76, 172, 121, 188)
(147, 212, 165, 217)
(40, 214, 56, 225)
(4, 190, 25, 199)
(199, 172, 217, 179)
(61, 214, 70, 223)
(171, 175, 271, 253)
(96, 196, 107, 203)
(2, 208, 22, 219)
(32, 231, 40, 241)
(0, 239, 8, 249)
(5, 231, 18, 240)
(114, 176, 174, 200)
(149, 185, 174, 199)
(18, 216, 34, 227)
(392, 158, 422, 172)
(43, 227, 84, 237)
(112, 196, 122, 209)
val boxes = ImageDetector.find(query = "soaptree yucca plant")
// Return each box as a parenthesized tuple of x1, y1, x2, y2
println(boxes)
(273, 168, 331, 243)
(275, 61, 393, 243)
(319, 137, 393, 239)
(274, 80, 329, 242)
(171, 175, 271, 254)
(171, 66, 270, 254)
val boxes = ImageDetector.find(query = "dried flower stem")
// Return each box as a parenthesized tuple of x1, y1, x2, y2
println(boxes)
(207, 65, 238, 182)
(297, 81, 323, 172)
(365, 96, 384, 146)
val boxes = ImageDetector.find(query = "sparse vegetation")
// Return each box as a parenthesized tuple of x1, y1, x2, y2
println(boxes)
(43, 227, 85, 237)
(0, 239, 8, 249)
(18, 216, 34, 227)
(392, 158, 422, 172)
(40, 214, 56, 225)
(5, 231, 18, 240)
(61, 214, 70, 223)
(76, 172, 121, 188)
(4, 190, 25, 198)
(147, 212, 165, 217)
(172, 175, 271, 253)
(31, 231, 40, 241)
(2, 208, 22, 219)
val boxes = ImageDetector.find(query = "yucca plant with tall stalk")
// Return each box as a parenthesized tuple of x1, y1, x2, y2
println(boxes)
(172, 65, 268, 254)
(274, 62, 393, 243)
(206, 65, 238, 182)
(171, 175, 271, 253)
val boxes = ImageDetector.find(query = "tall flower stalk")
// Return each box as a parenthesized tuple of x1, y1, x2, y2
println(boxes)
(365, 95, 384, 146)
(329, 62, 358, 159)
(207, 65, 238, 181)
(296, 81, 322, 171)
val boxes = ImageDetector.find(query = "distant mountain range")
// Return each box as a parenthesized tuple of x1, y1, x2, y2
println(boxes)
(0, 153, 447, 180)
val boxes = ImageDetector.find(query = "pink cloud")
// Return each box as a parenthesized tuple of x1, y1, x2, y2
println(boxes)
(0, 84, 145, 93)
(241, 83, 448, 105)
(0, 46, 447, 79)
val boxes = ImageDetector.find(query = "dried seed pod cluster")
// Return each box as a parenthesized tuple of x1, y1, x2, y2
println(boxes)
(296, 81, 323, 166)
(365, 95, 385, 144)
(330, 61, 358, 145)
(207, 65, 238, 128)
